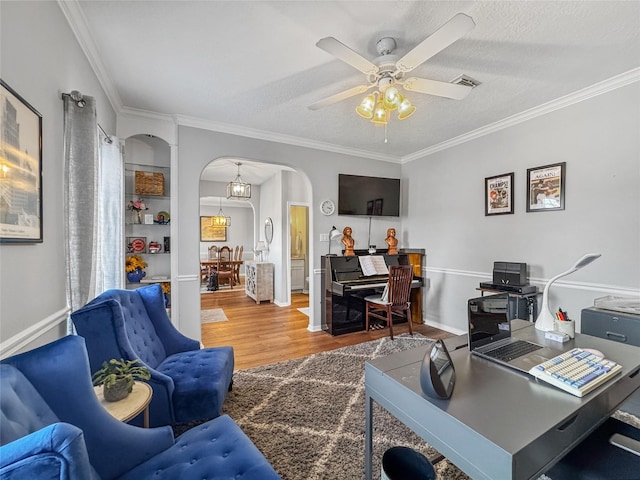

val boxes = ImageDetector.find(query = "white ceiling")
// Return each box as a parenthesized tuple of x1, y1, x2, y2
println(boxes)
(66, 0, 639, 178)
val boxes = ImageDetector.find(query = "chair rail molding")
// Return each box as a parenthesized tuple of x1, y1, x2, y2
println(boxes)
(0, 307, 70, 359)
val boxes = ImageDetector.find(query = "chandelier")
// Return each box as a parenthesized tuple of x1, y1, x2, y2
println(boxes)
(226, 162, 251, 199)
(211, 197, 231, 227)
(355, 77, 416, 125)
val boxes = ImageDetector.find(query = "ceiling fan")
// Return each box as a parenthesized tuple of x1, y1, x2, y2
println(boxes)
(308, 13, 477, 122)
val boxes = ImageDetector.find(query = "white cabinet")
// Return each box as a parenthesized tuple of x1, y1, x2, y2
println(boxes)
(291, 258, 305, 291)
(245, 261, 274, 304)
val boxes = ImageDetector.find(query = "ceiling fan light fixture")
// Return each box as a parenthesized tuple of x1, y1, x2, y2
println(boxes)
(355, 93, 376, 118)
(397, 97, 416, 120)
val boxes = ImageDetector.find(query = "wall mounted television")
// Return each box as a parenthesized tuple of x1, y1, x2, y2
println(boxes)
(338, 174, 400, 216)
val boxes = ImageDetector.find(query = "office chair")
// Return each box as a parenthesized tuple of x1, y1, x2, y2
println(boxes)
(546, 416, 640, 479)
(365, 264, 414, 340)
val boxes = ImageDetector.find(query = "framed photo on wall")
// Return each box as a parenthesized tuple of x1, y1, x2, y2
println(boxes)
(485, 172, 514, 216)
(200, 216, 227, 242)
(526, 162, 566, 212)
(0, 80, 43, 243)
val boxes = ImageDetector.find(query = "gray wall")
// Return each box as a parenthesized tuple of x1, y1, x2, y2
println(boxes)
(404, 83, 640, 334)
(0, 1, 115, 356)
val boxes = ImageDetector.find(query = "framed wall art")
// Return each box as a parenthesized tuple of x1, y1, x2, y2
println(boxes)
(200, 217, 227, 242)
(485, 172, 514, 216)
(0, 80, 43, 243)
(526, 162, 566, 212)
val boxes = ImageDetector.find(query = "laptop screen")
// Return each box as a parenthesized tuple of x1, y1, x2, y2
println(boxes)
(468, 293, 511, 349)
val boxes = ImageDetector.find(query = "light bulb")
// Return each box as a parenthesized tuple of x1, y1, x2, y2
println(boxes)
(356, 94, 376, 119)
(383, 87, 401, 110)
(397, 97, 416, 120)
(371, 100, 389, 125)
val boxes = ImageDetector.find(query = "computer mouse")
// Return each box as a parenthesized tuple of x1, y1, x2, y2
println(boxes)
(582, 348, 604, 358)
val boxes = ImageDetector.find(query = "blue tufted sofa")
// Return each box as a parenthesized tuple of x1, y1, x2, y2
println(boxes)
(0, 335, 281, 480)
(71, 283, 234, 427)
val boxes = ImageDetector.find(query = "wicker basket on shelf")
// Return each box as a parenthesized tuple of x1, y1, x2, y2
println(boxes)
(135, 171, 165, 196)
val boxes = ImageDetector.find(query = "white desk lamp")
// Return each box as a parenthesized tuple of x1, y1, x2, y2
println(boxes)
(535, 253, 601, 331)
(327, 226, 341, 255)
(255, 241, 268, 262)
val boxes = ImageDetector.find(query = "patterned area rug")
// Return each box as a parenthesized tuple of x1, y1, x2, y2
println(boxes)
(200, 308, 228, 323)
(176, 335, 640, 480)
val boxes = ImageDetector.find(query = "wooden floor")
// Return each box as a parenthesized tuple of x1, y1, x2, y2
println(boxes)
(200, 286, 453, 370)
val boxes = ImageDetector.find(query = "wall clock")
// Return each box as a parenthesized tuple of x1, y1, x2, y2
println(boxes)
(320, 199, 335, 216)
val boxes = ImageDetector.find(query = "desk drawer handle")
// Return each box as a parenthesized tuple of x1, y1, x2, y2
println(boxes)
(606, 331, 628, 343)
(557, 414, 578, 431)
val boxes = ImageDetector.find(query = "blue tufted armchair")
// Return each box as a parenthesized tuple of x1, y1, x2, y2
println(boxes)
(71, 283, 234, 427)
(0, 335, 281, 480)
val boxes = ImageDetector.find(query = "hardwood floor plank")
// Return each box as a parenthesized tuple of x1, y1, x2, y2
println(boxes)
(200, 287, 453, 370)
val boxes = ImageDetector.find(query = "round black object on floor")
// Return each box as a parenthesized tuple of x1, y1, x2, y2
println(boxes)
(381, 446, 436, 480)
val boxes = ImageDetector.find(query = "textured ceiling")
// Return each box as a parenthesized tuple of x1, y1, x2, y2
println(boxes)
(67, 0, 640, 170)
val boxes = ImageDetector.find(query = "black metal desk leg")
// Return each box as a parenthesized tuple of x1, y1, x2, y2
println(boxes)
(365, 392, 373, 480)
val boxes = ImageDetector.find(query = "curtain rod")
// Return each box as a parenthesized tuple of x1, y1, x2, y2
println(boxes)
(63, 90, 113, 144)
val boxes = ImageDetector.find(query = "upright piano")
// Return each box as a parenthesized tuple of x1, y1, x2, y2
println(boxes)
(321, 249, 425, 336)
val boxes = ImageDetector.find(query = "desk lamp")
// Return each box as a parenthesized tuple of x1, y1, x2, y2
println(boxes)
(535, 253, 601, 331)
(327, 226, 341, 255)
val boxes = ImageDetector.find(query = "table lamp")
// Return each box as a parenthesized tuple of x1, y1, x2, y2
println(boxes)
(535, 253, 601, 331)
(255, 241, 269, 262)
(327, 226, 342, 255)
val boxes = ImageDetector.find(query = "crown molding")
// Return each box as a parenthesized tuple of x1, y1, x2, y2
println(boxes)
(57, 0, 122, 114)
(402, 68, 640, 163)
(175, 114, 400, 163)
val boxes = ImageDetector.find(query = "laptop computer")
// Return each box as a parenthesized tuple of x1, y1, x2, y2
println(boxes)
(468, 293, 566, 373)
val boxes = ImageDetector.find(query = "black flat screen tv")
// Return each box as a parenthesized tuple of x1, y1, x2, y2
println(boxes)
(338, 174, 400, 216)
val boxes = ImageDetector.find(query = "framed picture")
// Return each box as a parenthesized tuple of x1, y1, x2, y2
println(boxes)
(0, 80, 43, 243)
(485, 172, 514, 216)
(526, 162, 566, 212)
(200, 217, 227, 242)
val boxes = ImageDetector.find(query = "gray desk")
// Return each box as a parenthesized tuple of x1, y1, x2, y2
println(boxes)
(365, 323, 640, 480)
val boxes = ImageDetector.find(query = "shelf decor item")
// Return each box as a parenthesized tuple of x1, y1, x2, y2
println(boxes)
(135, 170, 165, 196)
(0, 80, 43, 243)
(127, 199, 148, 224)
(125, 254, 147, 283)
(91, 358, 151, 402)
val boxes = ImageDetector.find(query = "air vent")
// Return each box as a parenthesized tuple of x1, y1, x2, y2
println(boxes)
(451, 74, 480, 88)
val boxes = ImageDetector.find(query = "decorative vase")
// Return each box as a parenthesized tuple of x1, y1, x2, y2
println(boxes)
(131, 210, 142, 224)
(127, 268, 146, 283)
(103, 377, 134, 402)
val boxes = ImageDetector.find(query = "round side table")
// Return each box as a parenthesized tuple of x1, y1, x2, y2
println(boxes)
(93, 381, 152, 427)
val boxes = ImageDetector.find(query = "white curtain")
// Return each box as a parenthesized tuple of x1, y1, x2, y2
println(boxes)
(63, 92, 123, 332)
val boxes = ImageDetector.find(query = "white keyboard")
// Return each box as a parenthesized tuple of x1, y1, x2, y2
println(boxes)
(529, 348, 622, 397)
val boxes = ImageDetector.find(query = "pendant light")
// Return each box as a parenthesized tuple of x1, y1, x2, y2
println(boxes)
(227, 162, 251, 199)
(211, 197, 231, 227)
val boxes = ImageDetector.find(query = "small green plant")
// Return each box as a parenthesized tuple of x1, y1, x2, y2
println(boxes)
(92, 358, 151, 388)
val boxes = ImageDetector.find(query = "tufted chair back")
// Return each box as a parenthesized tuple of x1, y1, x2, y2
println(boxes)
(72, 284, 234, 427)
(0, 365, 60, 445)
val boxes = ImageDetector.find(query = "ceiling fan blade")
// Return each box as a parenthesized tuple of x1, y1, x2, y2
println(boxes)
(395, 13, 475, 73)
(308, 84, 374, 110)
(402, 77, 473, 100)
(316, 37, 379, 76)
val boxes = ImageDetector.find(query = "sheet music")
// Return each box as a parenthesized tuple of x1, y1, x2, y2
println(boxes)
(358, 255, 389, 276)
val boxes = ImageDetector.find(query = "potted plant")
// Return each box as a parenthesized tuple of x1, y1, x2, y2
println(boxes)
(92, 358, 151, 402)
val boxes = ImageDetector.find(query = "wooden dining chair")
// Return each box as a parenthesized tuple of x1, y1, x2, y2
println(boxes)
(217, 245, 235, 288)
(364, 264, 414, 340)
(234, 245, 243, 284)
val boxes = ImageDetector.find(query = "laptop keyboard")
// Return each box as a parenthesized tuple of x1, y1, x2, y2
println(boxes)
(484, 339, 542, 362)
